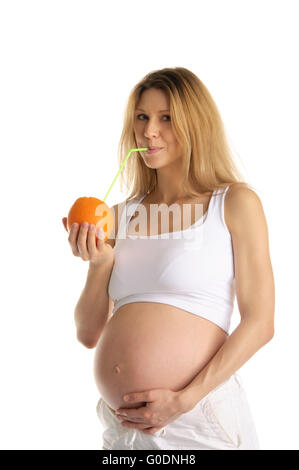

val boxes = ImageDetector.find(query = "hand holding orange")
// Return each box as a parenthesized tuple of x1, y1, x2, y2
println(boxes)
(67, 197, 114, 242)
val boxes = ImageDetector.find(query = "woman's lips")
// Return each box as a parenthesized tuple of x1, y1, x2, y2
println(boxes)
(145, 148, 163, 155)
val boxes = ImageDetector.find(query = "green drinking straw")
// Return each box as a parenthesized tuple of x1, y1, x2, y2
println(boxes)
(103, 148, 148, 202)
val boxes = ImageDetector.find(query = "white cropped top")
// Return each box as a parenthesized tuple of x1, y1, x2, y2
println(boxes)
(108, 185, 235, 334)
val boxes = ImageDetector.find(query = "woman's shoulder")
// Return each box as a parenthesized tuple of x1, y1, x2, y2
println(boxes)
(226, 182, 259, 200)
(225, 183, 263, 234)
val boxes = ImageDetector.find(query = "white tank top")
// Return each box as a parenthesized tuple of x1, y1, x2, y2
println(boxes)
(108, 185, 235, 333)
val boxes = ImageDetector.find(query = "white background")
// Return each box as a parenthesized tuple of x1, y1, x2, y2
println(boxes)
(0, 0, 298, 450)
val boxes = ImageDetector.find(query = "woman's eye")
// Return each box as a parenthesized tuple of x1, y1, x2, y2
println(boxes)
(136, 114, 170, 121)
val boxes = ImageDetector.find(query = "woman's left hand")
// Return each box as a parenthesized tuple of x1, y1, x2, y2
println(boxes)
(114, 388, 185, 435)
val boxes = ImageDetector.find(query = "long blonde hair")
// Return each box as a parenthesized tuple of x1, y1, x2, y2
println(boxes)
(117, 67, 255, 201)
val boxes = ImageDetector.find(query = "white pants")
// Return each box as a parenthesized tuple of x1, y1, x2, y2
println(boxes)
(96, 373, 260, 450)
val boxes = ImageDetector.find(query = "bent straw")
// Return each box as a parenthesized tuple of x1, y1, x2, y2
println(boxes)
(103, 148, 148, 202)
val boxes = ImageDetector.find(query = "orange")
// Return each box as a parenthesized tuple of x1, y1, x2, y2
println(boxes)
(67, 197, 114, 242)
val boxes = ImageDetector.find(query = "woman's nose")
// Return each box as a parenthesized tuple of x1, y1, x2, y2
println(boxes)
(144, 126, 159, 138)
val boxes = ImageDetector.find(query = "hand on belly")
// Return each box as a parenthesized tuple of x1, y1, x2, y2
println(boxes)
(106, 387, 187, 435)
(93, 304, 227, 412)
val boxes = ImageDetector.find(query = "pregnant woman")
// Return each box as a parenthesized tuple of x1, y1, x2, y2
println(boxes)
(63, 67, 275, 450)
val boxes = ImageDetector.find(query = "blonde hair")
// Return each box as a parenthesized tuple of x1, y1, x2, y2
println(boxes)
(117, 67, 255, 202)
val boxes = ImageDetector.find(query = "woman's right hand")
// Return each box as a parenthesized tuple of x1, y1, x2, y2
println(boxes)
(62, 217, 114, 266)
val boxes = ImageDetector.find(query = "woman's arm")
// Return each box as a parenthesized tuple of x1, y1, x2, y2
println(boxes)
(179, 184, 275, 412)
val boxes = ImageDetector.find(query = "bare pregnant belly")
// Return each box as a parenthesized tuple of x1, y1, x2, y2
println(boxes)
(93, 302, 227, 413)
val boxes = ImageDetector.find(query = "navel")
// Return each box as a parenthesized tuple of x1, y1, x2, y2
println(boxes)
(113, 364, 121, 374)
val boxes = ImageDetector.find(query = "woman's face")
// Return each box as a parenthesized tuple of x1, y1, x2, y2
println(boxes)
(134, 88, 182, 168)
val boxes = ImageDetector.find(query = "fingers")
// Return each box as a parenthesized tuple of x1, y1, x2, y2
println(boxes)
(77, 222, 90, 260)
(68, 222, 80, 256)
(87, 224, 99, 258)
(66, 220, 107, 263)
(62, 217, 68, 232)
